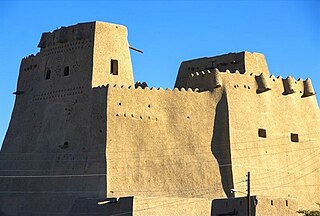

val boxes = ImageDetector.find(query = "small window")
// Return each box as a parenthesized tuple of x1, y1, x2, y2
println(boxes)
(291, 133, 299, 142)
(285, 200, 288, 207)
(110, 59, 118, 75)
(45, 69, 51, 80)
(258, 128, 267, 138)
(271, 200, 274, 206)
(64, 66, 69, 76)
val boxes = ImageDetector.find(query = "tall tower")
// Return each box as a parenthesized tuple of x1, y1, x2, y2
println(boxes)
(0, 21, 134, 216)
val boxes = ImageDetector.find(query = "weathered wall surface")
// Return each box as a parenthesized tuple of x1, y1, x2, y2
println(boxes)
(175, 61, 320, 210)
(106, 85, 228, 199)
(1, 19, 319, 215)
(0, 23, 108, 216)
(175, 51, 269, 88)
(224, 71, 320, 210)
(212, 196, 299, 216)
(92, 22, 134, 87)
(134, 196, 212, 216)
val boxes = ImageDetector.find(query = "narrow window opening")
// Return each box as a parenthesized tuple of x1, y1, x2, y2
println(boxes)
(291, 133, 299, 142)
(258, 128, 267, 138)
(45, 69, 51, 80)
(285, 200, 289, 207)
(110, 59, 118, 75)
(271, 200, 274, 206)
(64, 66, 70, 76)
(59, 141, 69, 149)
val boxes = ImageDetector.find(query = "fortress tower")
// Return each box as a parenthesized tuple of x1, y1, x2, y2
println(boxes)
(0, 21, 319, 216)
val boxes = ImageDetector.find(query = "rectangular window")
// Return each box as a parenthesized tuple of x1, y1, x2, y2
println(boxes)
(258, 128, 267, 138)
(45, 69, 51, 80)
(64, 66, 69, 76)
(110, 59, 118, 75)
(291, 133, 299, 142)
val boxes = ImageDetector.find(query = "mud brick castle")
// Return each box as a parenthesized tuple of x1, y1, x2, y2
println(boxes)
(0, 21, 319, 216)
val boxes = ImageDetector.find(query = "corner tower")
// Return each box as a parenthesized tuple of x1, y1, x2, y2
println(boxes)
(0, 21, 134, 216)
(92, 21, 134, 87)
(37, 21, 134, 88)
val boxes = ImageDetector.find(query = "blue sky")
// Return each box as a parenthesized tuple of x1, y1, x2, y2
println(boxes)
(0, 0, 319, 147)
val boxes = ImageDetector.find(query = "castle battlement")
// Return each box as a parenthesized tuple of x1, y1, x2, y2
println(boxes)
(37, 22, 95, 49)
(1, 21, 319, 216)
(183, 67, 316, 100)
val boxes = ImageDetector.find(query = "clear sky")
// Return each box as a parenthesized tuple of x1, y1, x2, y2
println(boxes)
(0, 0, 319, 147)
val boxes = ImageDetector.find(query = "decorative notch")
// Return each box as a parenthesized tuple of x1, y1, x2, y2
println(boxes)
(256, 73, 271, 94)
(302, 78, 316, 97)
(213, 69, 222, 88)
(282, 76, 296, 95)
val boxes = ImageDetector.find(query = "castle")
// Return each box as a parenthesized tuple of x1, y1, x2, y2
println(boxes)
(0, 21, 319, 216)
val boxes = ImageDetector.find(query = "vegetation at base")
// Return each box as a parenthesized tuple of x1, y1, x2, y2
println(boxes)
(297, 203, 320, 216)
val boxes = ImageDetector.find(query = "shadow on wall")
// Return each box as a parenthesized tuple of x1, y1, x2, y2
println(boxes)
(211, 91, 234, 197)
(68, 196, 133, 216)
(211, 196, 257, 216)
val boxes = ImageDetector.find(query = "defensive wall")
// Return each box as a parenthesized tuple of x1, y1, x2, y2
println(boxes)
(105, 65, 320, 210)
(175, 58, 320, 209)
(106, 85, 227, 199)
(0, 21, 319, 215)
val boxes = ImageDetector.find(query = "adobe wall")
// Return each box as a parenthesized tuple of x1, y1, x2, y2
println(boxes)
(106, 85, 228, 199)
(178, 63, 320, 210)
(0, 22, 108, 216)
(224, 71, 320, 210)
(92, 21, 134, 87)
(175, 51, 269, 88)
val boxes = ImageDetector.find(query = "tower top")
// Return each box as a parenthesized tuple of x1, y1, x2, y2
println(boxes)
(175, 51, 269, 88)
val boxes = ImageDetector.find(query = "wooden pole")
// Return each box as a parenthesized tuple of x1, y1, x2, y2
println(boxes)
(247, 171, 251, 216)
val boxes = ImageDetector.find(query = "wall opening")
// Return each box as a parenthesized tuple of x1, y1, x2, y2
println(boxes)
(258, 128, 267, 138)
(59, 141, 69, 149)
(110, 59, 118, 75)
(45, 69, 51, 80)
(286, 200, 289, 207)
(64, 66, 70, 76)
(291, 133, 299, 142)
(271, 200, 274, 206)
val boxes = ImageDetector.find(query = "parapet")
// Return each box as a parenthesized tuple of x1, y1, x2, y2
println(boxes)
(37, 22, 96, 49)
(175, 51, 269, 88)
(175, 66, 317, 100)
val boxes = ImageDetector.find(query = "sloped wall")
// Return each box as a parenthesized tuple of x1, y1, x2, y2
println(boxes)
(219, 71, 320, 210)
(106, 85, 228, 199)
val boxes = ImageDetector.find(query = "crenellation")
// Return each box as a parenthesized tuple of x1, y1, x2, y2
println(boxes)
(181, 66, 317, 103)
(1, 21, 319, 216)
(302, 78, 316, 97)
(282, 76, 296, 95)
(38, 22, 95, 50)
(256, 72, 272, 94)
